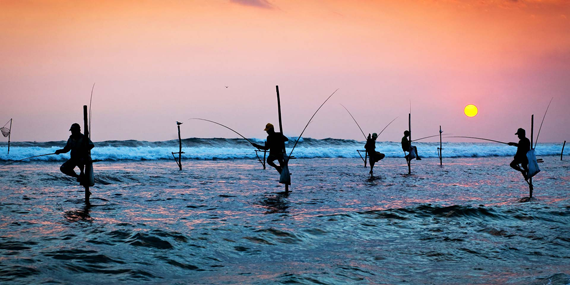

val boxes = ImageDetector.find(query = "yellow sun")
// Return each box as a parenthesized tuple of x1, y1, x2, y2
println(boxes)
(464, 104, 478, 117)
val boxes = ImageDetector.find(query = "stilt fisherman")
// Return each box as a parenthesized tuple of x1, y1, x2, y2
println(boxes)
(402, 130, 421, 162)
(252, 123, 288, 174)
(508, 128, 530, 180)
(365, 133, 385, 176)
(55, 123, 94, 184)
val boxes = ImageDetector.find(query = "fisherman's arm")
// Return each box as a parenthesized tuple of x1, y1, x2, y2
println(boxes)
(251, 141, 268, 150)
(508, 142, 518, 146)
(55, 139, 72, 154)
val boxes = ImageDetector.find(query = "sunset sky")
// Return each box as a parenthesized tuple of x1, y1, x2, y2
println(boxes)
(1, 0, 569, 143)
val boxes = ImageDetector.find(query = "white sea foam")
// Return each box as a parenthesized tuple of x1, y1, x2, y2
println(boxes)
(0, 139, 566, 161)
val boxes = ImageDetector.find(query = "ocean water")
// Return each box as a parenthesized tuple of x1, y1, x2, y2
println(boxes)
(1, 140, 570, 284)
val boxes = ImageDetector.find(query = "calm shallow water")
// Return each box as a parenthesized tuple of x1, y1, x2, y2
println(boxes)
(1, 157, 569, 284)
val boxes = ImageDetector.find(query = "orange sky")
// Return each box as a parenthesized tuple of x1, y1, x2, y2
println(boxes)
(1, 0, 569, 142)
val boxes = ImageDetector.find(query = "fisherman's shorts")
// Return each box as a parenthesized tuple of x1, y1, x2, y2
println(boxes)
(267, 154, 284, 164)
(370, 152, 385, 163)
(60, 159, 84, 173)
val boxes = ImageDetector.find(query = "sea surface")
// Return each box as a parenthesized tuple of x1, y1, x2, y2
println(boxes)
(1, 139, 569, 284)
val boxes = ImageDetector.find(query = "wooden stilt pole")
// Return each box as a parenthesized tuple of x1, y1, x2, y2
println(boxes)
(276, 85, 289, 192)
(7, 118, 12, 155)
(439, 125, 443, 167)
(529, 114, 534, 198)
(178, 124, 182, 170)
(562, 141, 566, 161)
(408, 113, 412, 175)
(83, 105, 90, 205)
(172, 122, 185, 170)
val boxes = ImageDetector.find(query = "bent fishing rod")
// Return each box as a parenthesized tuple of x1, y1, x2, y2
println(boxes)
(414, 133, 454, 142)
(189, 118, 257, 146)
(89, 83, 95, 138)
(445, 136, 509, 145)
(288, 89, 339, 159)
(340, 104, 366, 140)
(534, 97, 553, 148)
(4, 153, 57, 165)
(377, 116, 398, 138)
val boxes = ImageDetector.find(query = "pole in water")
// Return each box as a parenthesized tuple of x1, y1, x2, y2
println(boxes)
(8, 118, 12, 155)
(83, 105, 90, 205)
(276, 86, 289, 192)
(439, 125, 443, 167)
(177, 122, 183, 170)
(562, 141, 566, 161)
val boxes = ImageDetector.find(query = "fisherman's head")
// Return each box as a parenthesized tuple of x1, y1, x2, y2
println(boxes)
(69, 123, 81, 134)
(404, 130, 410, 137)
(264, 123, 275, 134)
(515, 128, 526, 139)
(372, 133, 378, 140)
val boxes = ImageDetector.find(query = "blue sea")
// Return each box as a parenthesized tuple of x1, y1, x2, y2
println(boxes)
(1, 138, 569, 284)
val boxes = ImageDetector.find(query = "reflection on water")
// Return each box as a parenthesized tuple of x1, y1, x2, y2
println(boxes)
(0, 158, 569, 284)
(64, 205, 93, 223)
(259, 192, 290, 214)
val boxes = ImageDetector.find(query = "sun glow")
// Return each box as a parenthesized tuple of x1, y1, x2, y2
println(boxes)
(464, 105, 478, 117)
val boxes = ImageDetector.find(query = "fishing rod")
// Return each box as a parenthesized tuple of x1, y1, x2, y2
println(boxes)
(377, 116, 398, 137)
(190, 118, 257, 146)
(414, 134, 442, 142)
(413, 133, 455, 142)
(89, 83, 95, 139)
(288, 89, 339, 158)
(4, 153, 57, 164)
(340, 104, 366, 140)
(341, 103, 398, 141)
(534, 97, 553, 148)
(446, 136, 509, 145)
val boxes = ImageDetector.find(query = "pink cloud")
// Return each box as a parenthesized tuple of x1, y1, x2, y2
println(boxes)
(230, 0, 274, 9)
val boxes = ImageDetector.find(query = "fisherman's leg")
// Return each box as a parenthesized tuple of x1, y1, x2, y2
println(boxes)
(510, 160, 523, 172)
(60, 160, 79, 178)
(414, 146, 421, 160)
(369, 161, 375, 175)
(521, 160, 529, 180)
(78, 163, 86, 184)
(267, 155, 282, 174)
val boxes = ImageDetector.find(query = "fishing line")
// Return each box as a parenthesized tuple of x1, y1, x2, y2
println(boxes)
(534, 97, 553, 149)
(288, 89, 338, 158)
(190, 118, 256, 146)
(446, 136, 509, 145)
(340, 104, 366, 140)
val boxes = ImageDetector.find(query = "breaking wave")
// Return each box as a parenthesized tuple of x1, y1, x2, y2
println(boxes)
(0, 138, 566, 162)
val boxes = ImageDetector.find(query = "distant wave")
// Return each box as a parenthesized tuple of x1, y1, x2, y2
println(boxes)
(0, 138, 566, 162)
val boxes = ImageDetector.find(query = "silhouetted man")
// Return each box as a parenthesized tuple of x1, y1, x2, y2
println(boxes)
(508, 128, 530, 180)
(401, 130, 420, 162)
(365, 133, 385, 175)
(55, 123, 94, 183)
(252, 123, 288, 174)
